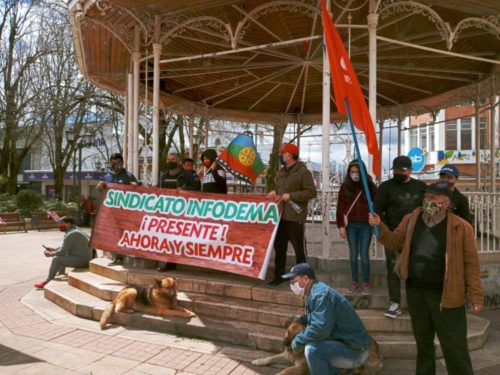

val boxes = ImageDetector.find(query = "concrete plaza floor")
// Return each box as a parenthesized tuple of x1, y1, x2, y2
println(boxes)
(0, 229, 499, 374)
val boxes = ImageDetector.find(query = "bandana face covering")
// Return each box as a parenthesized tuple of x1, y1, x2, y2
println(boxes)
(422, 198, 443, 218)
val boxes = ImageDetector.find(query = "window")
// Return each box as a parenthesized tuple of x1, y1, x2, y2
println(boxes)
(429, 125, 435, 151)
(18, 150, 31, 172)
(461, 118, 472, 149)
(420, 127, 427, 150)
(446, 120, 457, 149)
(479, 117, 488, 148)
(410, 127, 418, 148)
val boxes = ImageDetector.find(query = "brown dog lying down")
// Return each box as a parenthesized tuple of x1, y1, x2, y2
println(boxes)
(99, 277, 195, 329)
(252, 321, 383, 375)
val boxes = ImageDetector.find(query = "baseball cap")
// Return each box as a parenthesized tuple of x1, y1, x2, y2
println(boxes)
(281, 263, 316, 280)
(391, 155, 412, 170)
(280, 143, 299, 156)
(439, 164, 459, 178)
(422, 182, 453, 198)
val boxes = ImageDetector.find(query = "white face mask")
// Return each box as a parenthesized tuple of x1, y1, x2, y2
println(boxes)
(290, 279, 305, 296)
(350, 173, 360, 182)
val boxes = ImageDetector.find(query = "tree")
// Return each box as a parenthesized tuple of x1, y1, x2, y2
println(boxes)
(0, 1, 48, 194)
(32, 7, 99, 198)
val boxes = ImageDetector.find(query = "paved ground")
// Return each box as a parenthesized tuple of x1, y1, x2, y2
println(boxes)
(0, 229, 499, 374)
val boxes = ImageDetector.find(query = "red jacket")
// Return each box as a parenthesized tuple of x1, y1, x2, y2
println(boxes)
(336, 183, 376, 228)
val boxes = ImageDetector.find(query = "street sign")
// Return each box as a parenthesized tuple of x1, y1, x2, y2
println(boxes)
(408, 147, 426, 172)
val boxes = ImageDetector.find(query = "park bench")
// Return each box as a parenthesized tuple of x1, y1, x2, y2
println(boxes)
(0, 212, 27, 233)
(31, 210, 73, 231)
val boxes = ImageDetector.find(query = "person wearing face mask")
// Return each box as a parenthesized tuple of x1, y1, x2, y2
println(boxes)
(336, 159, 377, 295)
(373, 155, 427, 319)
(267, 144, 317, 287)
(158, 153, 183, 189)
(369, 182, 483, 375)
(199, 148, 227, 194)
(438, 164, 472, 224)
(282, 263, 372, 374)
(34, 216, 92, 289)
(97, 153, 138, 266)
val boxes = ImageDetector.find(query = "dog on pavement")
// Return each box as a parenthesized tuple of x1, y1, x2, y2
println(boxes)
(252, 321, 383, 375)
(99, 277, 195, 329)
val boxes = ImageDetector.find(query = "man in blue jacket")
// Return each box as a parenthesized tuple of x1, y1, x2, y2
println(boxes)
(282, 263, 371, 374)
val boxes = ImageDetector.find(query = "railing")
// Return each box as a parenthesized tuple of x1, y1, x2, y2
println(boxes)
(305, 190, 500, 259)
(466, 192, 500, 253)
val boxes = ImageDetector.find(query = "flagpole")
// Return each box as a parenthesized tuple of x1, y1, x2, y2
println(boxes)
(344, 97, 380, 236)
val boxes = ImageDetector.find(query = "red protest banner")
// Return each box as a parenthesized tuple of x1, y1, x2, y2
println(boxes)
(91, 183, 280, 279)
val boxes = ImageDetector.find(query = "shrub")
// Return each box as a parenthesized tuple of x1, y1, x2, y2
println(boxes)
(43, 198, 77, 213)
(15, 190, 44, 217)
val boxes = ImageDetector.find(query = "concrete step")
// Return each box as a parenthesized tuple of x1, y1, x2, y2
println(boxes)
(90, 258, 305, 307)
(69, 270, 410, 332)
(89, 258, 405, 309)
(68, 270, 303, 328)
(43, 280, 490, 359)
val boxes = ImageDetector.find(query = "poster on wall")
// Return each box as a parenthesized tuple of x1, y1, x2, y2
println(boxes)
(91, 184, 281, 280)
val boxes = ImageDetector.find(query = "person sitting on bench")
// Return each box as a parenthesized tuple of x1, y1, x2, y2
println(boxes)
(34, 216, 92, 289)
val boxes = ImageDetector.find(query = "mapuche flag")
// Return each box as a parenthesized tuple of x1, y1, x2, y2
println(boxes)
(320, 0, 381, 176)
(217, 132, 265, 185)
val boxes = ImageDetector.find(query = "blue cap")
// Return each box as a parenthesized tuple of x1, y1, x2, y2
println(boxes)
(439, 164, 459, 178)
(282, 263, 316, 280)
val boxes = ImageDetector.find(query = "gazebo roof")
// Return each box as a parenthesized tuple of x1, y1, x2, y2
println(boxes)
(68, 0, 500, 123)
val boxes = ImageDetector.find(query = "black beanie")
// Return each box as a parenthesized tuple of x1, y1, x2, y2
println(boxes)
(201, 148, 217, 162)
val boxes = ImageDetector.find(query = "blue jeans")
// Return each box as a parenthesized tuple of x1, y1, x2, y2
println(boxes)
(346, 221, 372, 284)
(305, 340, 369, 375)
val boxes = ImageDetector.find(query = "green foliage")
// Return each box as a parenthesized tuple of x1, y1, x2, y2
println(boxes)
(0, 194, 17, 212)
(43, 198, 77, 213)
(15, 190, 44, 217)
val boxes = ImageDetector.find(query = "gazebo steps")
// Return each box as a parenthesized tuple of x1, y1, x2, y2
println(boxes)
(43, 279, 490, 359)
(89, 258, 404, 309)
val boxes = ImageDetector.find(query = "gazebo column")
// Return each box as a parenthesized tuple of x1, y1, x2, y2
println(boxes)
(152, 42, 162, 187)
(367, 5, 378, 176)
(132, 27, 141, 178)
(475, 93, 481, 191)
(127, 74, 134, 171)
(189, 116, 194, 158)
(490, 86, 497, 192)
(321, 2, 331, 259)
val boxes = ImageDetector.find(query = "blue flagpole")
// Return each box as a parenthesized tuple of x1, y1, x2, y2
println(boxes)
(343, 97, 380, 236)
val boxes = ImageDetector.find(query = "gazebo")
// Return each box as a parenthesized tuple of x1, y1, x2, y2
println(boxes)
(68, 0, 500, 254)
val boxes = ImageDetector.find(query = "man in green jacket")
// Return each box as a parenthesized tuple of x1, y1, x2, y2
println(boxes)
(369, 182, 483, 375)
(267, 143, 317, 287)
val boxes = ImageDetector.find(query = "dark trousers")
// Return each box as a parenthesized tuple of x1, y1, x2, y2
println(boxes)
(384, 247, 401, 304)
(406, 287, 473, 375)
(273, 220, 307, 279)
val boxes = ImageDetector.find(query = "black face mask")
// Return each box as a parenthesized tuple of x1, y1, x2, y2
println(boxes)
(166, 161, 178, 169)
(393, 173, 407, 183)
(111, 162, 123, 172)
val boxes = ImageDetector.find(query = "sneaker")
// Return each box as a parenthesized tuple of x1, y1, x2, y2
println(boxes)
(362, 283, 372, 295)
(384, 302, 401, 319)
(266, 278, 287, 288)
(347, 281, 358, 294)
(34, 281, 48, 289)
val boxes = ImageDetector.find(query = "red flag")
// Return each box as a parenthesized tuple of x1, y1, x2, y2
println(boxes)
(320, 0, 381, 176)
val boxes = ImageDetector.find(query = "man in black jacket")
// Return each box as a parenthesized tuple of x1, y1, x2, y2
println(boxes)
(159, 153, 183, 189)
(438, 164, 472, 224)
(374, 155, 427, 319)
